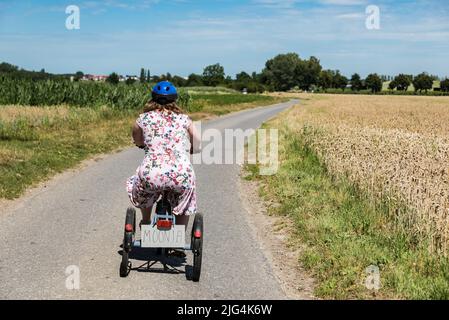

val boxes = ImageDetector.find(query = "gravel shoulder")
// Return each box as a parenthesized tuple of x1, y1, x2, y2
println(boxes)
(238, 171, 316, 300)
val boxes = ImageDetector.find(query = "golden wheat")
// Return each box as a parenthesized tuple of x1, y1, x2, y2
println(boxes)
(284, 94, 449, 254)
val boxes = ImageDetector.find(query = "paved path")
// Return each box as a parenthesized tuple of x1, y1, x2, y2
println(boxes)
(0, 100, 297, 299)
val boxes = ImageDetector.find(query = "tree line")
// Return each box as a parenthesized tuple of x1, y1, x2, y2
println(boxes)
(141, 53, 448, 94)
(2, 55, 449, 94)
(0, 62, 68, 81)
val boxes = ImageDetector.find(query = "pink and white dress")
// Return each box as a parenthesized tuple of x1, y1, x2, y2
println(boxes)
(126, 110, 197, 216)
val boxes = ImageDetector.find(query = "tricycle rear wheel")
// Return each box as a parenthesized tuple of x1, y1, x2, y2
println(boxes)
(191, 213, 203, 282)
(120, 252, 129, 277)
(120, 207, 136, 278)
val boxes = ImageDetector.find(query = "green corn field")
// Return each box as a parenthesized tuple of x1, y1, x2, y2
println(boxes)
(0, 77, 191, 110)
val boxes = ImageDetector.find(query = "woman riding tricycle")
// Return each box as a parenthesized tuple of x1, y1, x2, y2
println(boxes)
(120, 81, 203, 281)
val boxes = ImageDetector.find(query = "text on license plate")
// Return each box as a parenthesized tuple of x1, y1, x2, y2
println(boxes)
(141, 224, 186, 248)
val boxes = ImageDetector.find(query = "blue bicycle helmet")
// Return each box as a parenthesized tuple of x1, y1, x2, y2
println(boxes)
(152, 81, 178, 105)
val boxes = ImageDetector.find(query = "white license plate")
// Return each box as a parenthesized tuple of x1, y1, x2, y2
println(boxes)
(141, 224, 186, 248)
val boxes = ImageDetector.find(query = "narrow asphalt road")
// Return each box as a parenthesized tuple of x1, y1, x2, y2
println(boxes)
(0, 100, 297, 300)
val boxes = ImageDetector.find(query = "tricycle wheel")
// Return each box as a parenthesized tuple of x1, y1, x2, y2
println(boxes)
(125, 207, 136, 234)
(123, 207, 136, 252)
(120, 207, 136, 278)
(191, 213, 203, 282)
(120, 251, 130, 277)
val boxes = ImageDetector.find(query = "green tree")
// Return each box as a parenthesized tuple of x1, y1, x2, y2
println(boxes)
(365, 73, 383, 93)
(106, 72, 120, 85)
(152, 75, 161, 83)
(262, 53, 322, 91)
(140, 68, 145, 83)
(262, 53, 302, 91)
(165, 72, 173, 82)
(233, 71, 251, 91)
(440, 78, 449, 92)
(333, 71, 348, 91)
(388, 79, 397, 90)
(146, 70, 151, 83)
(350, 73, 362, 91)
(125, 77, 136, 85)
(0, 62, 19, 73)
(234, 71, 261, 92)
(74, 71, 84, 81)
(0, 62, 57, 80)
(391, 74, 412, 91)
(236, 71, 252, 82)
(202, 63, 225, 86)
(298, 56, 323, 90)
(186, 73, 203, 86)
(224, 75, 233, 87)
(318, 70, 334, 92)
(296, 56, 322, 91)
(413, 72, 433, 93)
(159, 73, 173, 82)
(172, 75, 187, 87)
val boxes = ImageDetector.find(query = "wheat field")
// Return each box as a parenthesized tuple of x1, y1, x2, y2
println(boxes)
(285, 94, 449, 254)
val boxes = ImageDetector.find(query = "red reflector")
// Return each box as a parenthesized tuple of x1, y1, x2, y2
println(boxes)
(125, 224, 133, 232)
(157, 220, 172, 229)
(194, 230, 202, 238)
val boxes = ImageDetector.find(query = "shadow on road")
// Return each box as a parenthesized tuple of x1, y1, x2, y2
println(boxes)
(118, 246, 194, 281)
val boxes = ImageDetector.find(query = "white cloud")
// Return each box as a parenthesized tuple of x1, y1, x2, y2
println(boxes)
(251, 0, 298, 9)
(81, 0, 160, 11)
(336, 12, 364, 19)
(320, 0, 366, 5)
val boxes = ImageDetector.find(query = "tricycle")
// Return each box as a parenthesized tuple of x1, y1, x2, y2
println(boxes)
(119, 193, 203, 282)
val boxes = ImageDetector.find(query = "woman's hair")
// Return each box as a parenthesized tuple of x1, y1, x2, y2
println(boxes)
(143, 100, 185, 114)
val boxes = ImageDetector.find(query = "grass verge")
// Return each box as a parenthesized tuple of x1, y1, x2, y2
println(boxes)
(0, 107, 135, 199)
(245, 113, 449, 300)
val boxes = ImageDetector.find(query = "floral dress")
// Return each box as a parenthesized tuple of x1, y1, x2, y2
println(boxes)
(126, 110, 197, 216)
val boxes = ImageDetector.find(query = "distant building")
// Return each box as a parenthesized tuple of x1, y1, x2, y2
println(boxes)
(80, 74, 140, 82)
(126, 75, 139, 81)
(95, 75, 108, 81)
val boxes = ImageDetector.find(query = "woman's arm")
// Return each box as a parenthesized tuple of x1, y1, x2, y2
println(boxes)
(188, 121, 201, 154)
(132, 122, 145, 147)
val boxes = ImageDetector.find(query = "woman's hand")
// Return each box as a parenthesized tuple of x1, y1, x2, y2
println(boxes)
(132, 122, 145, 147)
(188, 121, 201, 154)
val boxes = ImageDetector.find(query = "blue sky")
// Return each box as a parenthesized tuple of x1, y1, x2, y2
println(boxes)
(0, 0, 448, 78)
